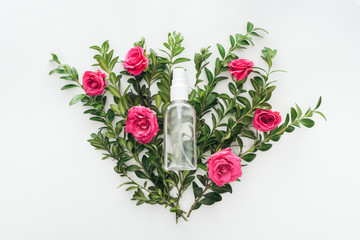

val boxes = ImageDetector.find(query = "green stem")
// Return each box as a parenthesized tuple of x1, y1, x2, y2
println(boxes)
(177, 171, 184, 199)
(215, 102, 261, 152)
(187, 181, 213, 218)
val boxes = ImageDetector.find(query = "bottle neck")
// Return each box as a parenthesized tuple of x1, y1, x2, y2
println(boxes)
(170, 85, 188, 101)
(171, 99, 187, 103)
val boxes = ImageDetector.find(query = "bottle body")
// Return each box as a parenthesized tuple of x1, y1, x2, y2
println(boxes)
(164, 100, 197, 171)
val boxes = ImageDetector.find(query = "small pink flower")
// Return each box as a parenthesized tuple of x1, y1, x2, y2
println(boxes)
(123, 47, 148, 76)
(228, 59, 254, 81)
(253, 109, 282, 132)
(125, 106, 159, 144)
(82, 70, 107, 96)
(207, 148, 242, 187)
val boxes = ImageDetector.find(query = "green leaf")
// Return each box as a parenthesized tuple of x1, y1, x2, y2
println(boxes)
(125, 186, 138, 191)
(271, 135, 281, 142)
(115, 121, 122, 135)
(118, 156, 133, 164)
(102, 40, 109, 53)
(61, 84, 79, 90)
(291, 107, 297, 122)
(155, 94, 162, 109)
(106, 50, 114, 63)
(305, 108, 313, 117)
(90, 45, 101, 52)
(314, 111, 327, 121)
(228, 82, 237, 95)
(170, 207, 178, 213)
(251, 79, 260, 92)
(204, 67, 213, 83)
(49, 68, 65, 75)
(110, 57, 119, 71)
(242, 153, 256, 162)
(126, 141, 133, 151)
(247, 22, 254, 32)
(249, 32, 263, 38)
(109, 72, 117, 85)
(285, 126, 295, 133)
(193, 202, 202, 210)
(295, 103, 302, 116)
(60, 76, 74, 81)
(69, 94, 86, 106)
(97, 58, 109, 72)
(205, 92, 217, 106)
(51, 53, 60, 64)
(203, 192, 222, 202)
(216, 43, 225, 58)
(197, 163, 207, 171)
(183, 176, 195, 188)
(197, 175, 207, 186)
(211, 183, 232, 194)
(214, 130, 223, 142)
(193, 182, 203, 198)
(299, 118, 315, 128)
(199, 197, 215, 205)
(107, 109, 115, 122)
(135, 171, 148, 179)
(257, 143, 272, 151)
(223, 132, 231, 140)
(110, 104, 120, 113)
(229, 35, 235, 47)
(173, 58, 190, 64)
(126, 165, 142, 172)
(90, 117, 106, 123)
(315, 96, 322, 110)
(271, 49, 277, 58)
(163, 42, 170, 50)
(117, 181, 133, 188)
(253, 27, 269, 34)
(118, 138, 127, 148)
(173, 47, 184, 56)
(108, 85, 121, 98)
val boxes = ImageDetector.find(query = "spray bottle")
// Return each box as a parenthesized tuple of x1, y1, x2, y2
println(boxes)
(164, 68, 197, 171)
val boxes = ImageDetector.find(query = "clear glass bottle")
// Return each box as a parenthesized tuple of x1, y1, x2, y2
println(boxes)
(164, 69, 197, 171)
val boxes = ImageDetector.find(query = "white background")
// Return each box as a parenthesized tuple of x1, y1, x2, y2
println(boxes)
(1, 0, 360, 239)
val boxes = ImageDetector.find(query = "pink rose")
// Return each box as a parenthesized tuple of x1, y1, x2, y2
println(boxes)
(207, 148, 242, 187)
(253, 109, 282, 132)
(228, 59, 254, 81)
(123, 47, 148, 76)
(82, 70, 107, 96)
(125, 106, 159, 144)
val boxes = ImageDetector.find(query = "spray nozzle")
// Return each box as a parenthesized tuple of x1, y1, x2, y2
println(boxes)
(171, 68, 188, 101)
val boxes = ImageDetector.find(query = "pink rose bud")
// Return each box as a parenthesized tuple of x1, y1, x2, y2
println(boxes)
(125, 106, 159, 144)
(123, 47, 148, 76)
(228, 59, 254, 81)
(253, 109, 282, 132)
(82, 70, 107, 96)
(207, 148, 242, 187)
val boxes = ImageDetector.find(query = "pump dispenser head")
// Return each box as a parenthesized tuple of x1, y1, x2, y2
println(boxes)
(170, 68, 188, 101)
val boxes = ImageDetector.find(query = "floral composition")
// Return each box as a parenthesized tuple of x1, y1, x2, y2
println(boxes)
(49, 22, 325, 223)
